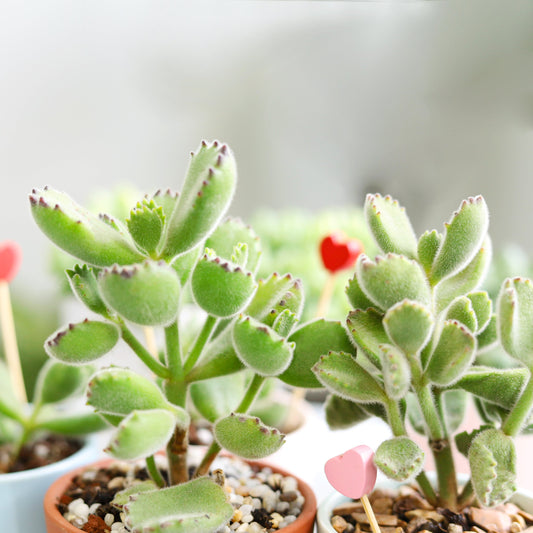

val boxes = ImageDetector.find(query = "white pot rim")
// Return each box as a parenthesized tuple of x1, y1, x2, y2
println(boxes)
(0, 433, 102, 483)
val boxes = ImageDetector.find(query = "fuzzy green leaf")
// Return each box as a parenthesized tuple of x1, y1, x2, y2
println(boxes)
(0, 360, 24, 422)
(30, 188, 144, 267)
(192, 250, 256, 318)
(381, 344, 411, 400)
(454, 366, 528, 410)
(455, 426, 492, 458)
(444, 297, 478, 333)
(66, 265, 108, 315)
(280, 319, 356, 388)
(36, 411, 108, 435)
(246, 272, 304, 326)
(162, 141, 237, 258)
(206, 217, 262, 275)
(430, 196, 489, 284)
(383, 300, 433, 355)
(425, 320, 476, 386)
(98, 261, 180, 326)
(272, 309, 299, 337)
(126, 202, 164, 255)
(106, 409, 176, 460)
(469, 428, 517, 507)
(151, 189, 179, 220)
(477, 315, 498, 353)
(324, 394, 371, 429)
(442, 389, 468, 434)
(124, 477, 233, 533)
(346, 308, 387, 369)
(418, 230, 443, 275)
(434, 238, 492, 313)
(313, 351, 386, 403)
(87, 368, 188, 428)
(190, 374, 246, 423)
(498, 277, 533, 368)
(44, 320, 120, 364)
(214, 413, 285, 459)
(170, 246, 201, 286)
(112, 480, 158, 508)
(233, 316, 294, 376)
(468, 291, 492, 333)
(375, 437, 424, 481)
(357, 254, 431, 310)
(406, 393, 426, 436)
(34, 361, 94, 405)
(365, 194, 418, 258)
(346, 273, 376, 310)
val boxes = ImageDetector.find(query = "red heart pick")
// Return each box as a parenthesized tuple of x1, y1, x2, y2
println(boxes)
(320, 233, 363, 273)
(325, 445, 377, 499)
(0, 241, 22, 283)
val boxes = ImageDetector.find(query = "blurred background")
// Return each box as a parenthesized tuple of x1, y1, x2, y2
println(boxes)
(2, 0, 532, 295)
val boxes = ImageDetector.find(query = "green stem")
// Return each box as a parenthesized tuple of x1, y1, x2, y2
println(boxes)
(146, 455, 166, 488)
(502, 370, 533, 437)
(385, 398, 437, 506)
(408, 356, 457, 508)
(165, 321, 183, 380)
(457, 479, 475, 508)
(386, 399, 406, 437)
(183, 315, 217, 374)
(118, 322, 169, 379)
(194, 374, 266, 477)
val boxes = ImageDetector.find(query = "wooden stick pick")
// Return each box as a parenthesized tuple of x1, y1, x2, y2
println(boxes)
(0, 241, 27, 404)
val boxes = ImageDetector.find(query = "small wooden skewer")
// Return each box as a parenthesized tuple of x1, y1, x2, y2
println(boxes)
(361, 494, 382, 533)
(316, 273, 336, 318)
(143, 326, 158, 358)
(0, 281, 27, 404)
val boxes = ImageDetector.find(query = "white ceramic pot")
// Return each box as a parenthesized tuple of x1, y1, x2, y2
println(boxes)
(0, 433, 103, 533)
(316, 482, 533, 533)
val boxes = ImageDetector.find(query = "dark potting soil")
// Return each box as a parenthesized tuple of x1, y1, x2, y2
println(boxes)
(330, 486, 533, 533)
(0, 434, 82, 474)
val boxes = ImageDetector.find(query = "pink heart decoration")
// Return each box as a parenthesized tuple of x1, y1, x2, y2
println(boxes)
(0, 241, 22, 283)
(324, 445, 377, 499)
(320, 233, 363, 273)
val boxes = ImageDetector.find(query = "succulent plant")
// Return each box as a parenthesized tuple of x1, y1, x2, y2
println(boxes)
(313, 193, 533, 510)
(0, 356, 105, 472)
(29, 141, 338, 532)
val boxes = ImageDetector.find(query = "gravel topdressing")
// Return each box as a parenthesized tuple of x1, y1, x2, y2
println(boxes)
(59, 455, 305, 533)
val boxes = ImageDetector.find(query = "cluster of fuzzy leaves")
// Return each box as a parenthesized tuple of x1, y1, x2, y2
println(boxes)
(30, 141, 324, 532)
(314, 193, 533, 508)
(0, 358, 105, 452)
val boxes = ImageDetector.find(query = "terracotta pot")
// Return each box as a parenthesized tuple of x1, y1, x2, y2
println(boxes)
(44, 456, 317, 533)
(0, 433, 103, 533)
(315, 479, 533, 533)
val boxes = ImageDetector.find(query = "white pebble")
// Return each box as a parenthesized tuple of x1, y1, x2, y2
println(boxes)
(281, 476, 297, 493)
(241, 513, 253, 523)
(276, 501, 290, 513)
(280, 515, 297, 528)
(111, 522, 127, 533)
(104, 513, 115, 526)
(247, 523, 263, 533)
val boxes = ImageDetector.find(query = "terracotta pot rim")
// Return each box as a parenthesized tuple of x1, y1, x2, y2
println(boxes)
(0, 433, 101, 484)
(44, 455, 317, 533)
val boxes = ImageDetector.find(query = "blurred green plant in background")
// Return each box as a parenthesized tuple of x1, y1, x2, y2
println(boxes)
(252, 208, 377, 321)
